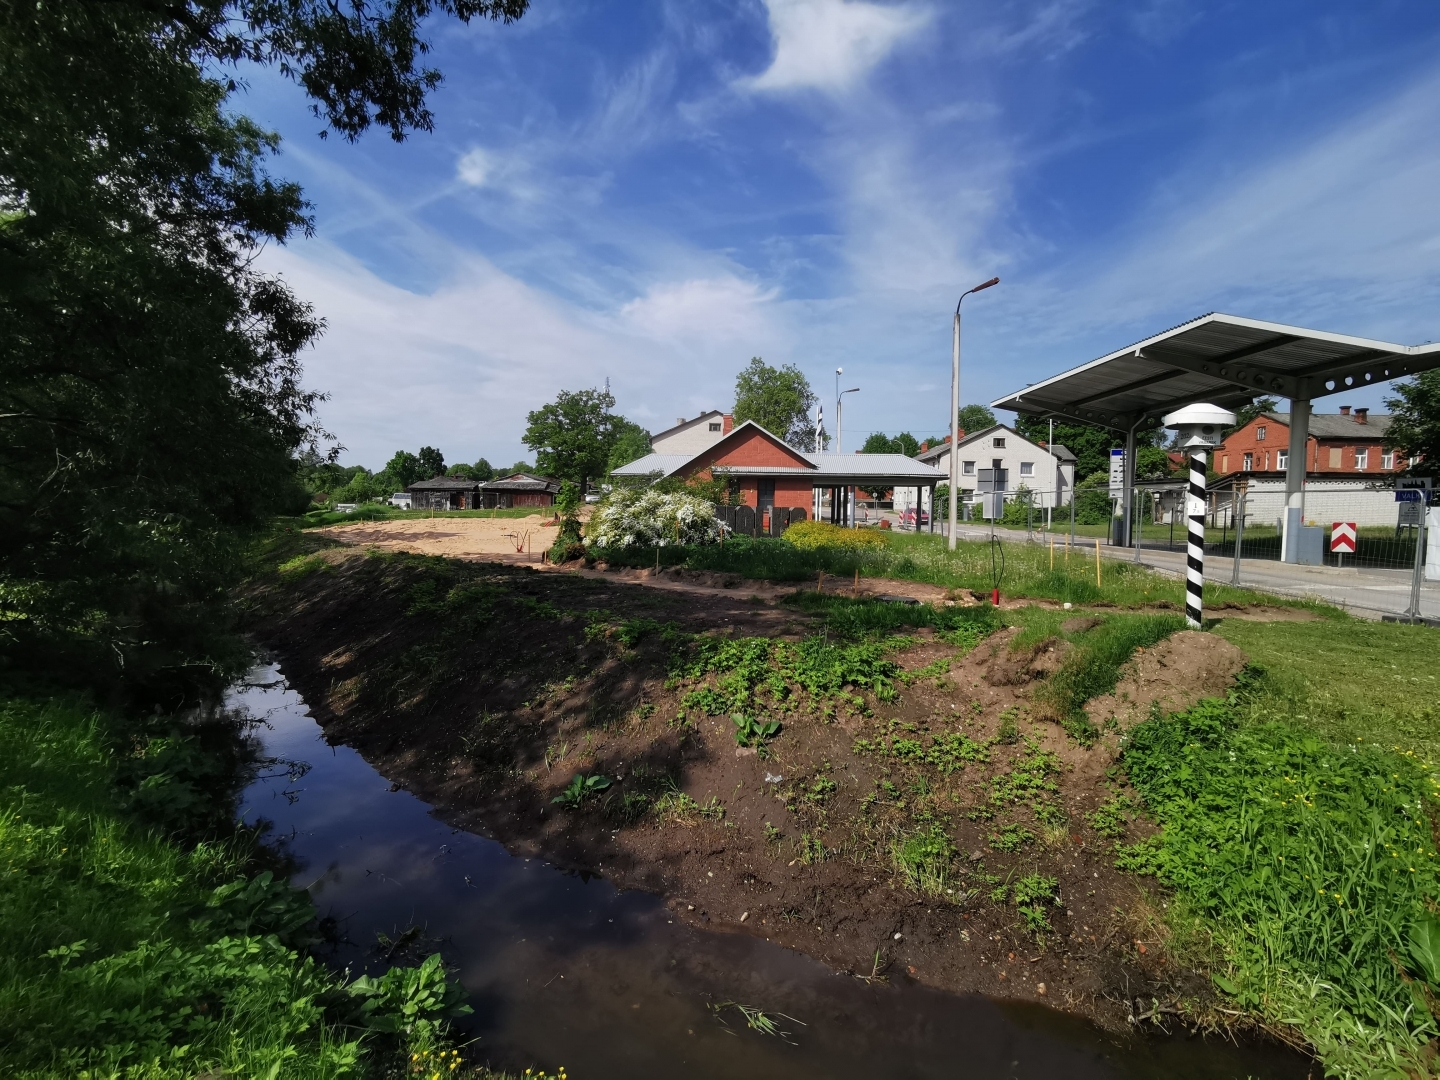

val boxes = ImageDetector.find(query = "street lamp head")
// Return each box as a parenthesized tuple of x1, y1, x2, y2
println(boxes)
(836, 367, 843, 375)
(956, 276, 1000, 314)
(843, 386, 860, 395)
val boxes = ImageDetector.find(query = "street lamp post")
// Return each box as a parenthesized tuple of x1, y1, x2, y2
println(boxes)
(837, 385, 859, 454)
(948, 277, 1000, 550)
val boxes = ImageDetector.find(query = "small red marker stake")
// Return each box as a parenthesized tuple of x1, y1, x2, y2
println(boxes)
(991, 588, 1000, 606)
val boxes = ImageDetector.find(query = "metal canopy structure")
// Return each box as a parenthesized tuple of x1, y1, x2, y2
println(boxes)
(991, 313, 1440, 433)
(991, 313, 1440, 558)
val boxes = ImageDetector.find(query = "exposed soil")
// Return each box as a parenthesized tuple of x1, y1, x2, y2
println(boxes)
(243, 543, 1250, 1032)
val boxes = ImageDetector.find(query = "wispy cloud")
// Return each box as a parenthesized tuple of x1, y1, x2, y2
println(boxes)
(741, 0, 931, 94)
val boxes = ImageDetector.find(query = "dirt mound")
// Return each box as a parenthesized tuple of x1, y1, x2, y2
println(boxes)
(975, 628, 1073, 686)
(1085, 630, 1248, 732)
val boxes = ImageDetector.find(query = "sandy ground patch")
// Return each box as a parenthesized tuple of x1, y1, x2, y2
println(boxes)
(321, 515, 559, 563)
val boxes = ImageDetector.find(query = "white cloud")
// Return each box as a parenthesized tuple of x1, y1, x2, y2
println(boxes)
(618, 276, 780, 343)
(259, 244, 795, 464)
(742, 0, 930, 94)
(456, 147, 491, 187)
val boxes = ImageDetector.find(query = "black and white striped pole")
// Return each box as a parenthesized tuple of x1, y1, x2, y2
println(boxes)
(1163, 404, 1237, 631)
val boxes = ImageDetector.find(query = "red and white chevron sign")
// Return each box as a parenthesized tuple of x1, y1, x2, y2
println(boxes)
(1331, 522, 1357, 553)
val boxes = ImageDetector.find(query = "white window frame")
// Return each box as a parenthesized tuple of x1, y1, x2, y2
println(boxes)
(1256, 425, 1266, 441)
(1019, 461, 1034, 477)
(962, 460, 976, 475)
(1242, 452, 1253, 472)
(1276, 449, 1288, 470)
(1354, 448, 1368, 470)
(1382, 450, 1394, 469)
(992, 437, 1006, 449)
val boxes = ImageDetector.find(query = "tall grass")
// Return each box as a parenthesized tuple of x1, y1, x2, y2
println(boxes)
(591, 532, 1316, 612)
(1122, 677, 1440, 1077)
(0, 693, 495, 1078)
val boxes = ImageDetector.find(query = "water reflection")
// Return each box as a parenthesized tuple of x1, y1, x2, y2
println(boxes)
(233, 663, 1308, 1080)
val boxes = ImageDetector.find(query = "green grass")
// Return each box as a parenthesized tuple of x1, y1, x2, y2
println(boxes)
(1121, 676, 1440, 1078)
(1213, 618, 1440, 762)
(0, 692, 505, 1078)
(592, 531, 1322, 613)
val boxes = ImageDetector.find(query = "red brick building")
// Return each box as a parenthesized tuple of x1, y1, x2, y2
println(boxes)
(1214, 407, 1412, 479)
(612, 419, 944, 527)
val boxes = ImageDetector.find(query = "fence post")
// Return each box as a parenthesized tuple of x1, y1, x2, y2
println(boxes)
(1231, 484, 1246, 586)
(1186, 450, 1207, 629)
(1404, 506, 1428, 623)
(1133, 486, 1143, 564)
(1069, 489, 1076, 549)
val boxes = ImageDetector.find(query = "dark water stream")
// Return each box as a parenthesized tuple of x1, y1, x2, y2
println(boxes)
(232, 663, 1309, 1080)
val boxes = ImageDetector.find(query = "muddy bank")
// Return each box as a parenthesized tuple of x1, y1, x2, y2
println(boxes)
(243, 543, 1249, 1032)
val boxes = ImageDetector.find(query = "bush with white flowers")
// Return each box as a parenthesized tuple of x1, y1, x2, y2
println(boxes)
(585, 488, 725, 549)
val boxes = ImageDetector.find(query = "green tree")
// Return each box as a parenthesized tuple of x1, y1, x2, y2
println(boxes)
(0, 0, 530, 695)
(1386, 371, 1440, 477)
(957, 404, 997, 435)
(417, 446, 445, 479)
(1013, 417, 1167, 483)
(384, 451, 424, 488)
(506, 461, 535, 476)
(523, 388, 619, 493)
(471, 457, 495, 481)
(608, 419, 653, 473)
(733, 358, 819, 450)
(861, 433, 896, 454)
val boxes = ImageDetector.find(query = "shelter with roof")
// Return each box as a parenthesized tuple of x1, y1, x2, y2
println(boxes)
(406, 472, 561, 511)
(991, 314, 1440, 555)
(613, 419, 944, 529)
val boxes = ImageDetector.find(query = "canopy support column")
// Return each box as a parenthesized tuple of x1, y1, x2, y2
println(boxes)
(1120, 424, 1138, 547)
(1282, 397, 1310, 562)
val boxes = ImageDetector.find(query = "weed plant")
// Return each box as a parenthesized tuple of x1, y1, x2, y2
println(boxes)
(1121, 673, 1440, 1076)
(892, 823, 957, 897)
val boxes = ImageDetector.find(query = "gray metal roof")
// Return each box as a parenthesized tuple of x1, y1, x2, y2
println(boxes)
(611, 454, 696, 477)
(991, 313, 1440, 433)
(407, 476, 482, 491)
(1255, 411, 1394, 440)
(484, 473, 560, 492)
(805, 453, 943, 479)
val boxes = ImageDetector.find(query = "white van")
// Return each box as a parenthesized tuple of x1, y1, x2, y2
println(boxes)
(388, 493, 412, 509)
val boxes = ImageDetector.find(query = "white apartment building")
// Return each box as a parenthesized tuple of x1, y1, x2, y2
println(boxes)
(916, 424, 1075, 510)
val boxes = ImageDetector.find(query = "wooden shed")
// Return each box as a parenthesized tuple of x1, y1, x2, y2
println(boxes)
(481, 473, 561, 509)
(406, 476, 485, 510)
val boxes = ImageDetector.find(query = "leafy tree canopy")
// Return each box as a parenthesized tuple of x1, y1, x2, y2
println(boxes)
(470, 457, 495, 481)
(957, 404, 997, 435)
(861, 432, 920, 457)
(384, 451, 424, 489)
(522, 389, 620, 491)
(417, 446, 445, 479)
(505, 461, 534, 476)
(608, 419, 653, 474)
(1013, 417, 1168, 483)
(733, 358, 818, 450)
(0, 0, 529, 697)
(1385, 371, 1440, 478)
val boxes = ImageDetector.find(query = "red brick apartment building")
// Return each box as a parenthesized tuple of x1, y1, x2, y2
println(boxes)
(1215, 406, 1414, 479)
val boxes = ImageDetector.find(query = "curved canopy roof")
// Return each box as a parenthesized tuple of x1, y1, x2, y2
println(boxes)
(991, 313, 1440, 433)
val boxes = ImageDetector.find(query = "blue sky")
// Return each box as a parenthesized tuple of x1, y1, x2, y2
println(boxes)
(244, 0, 1440, 468)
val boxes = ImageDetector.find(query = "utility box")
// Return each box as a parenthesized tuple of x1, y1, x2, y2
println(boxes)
(982, 492, 1004, 519)
(1293, 524, 1325, 566)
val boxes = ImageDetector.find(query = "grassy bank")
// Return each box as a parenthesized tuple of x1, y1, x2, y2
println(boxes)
(1120, 674, 1440, 1078)
(592, 530, 1322, 612)
(0, 690, 517, 1078)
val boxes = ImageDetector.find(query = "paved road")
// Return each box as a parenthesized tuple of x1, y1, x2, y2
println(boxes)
(933, 522, 1440, 622)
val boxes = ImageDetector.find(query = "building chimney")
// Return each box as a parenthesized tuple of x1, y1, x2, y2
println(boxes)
(920, 440, 929, 452)
(677, 417, 686, 426)
(1354, 407, 1368, 424)
(1338, 405, 1350, 416)
(722, 413, 734, 434)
